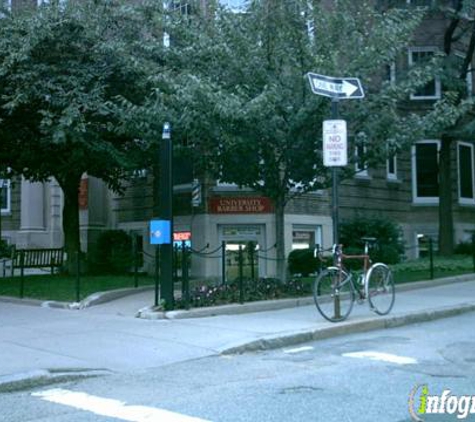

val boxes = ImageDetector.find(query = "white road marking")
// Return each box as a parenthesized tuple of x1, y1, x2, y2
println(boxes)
(283, 346, 314, 354)
(342, 351, 417, 365)
(32, 388, 211, 422)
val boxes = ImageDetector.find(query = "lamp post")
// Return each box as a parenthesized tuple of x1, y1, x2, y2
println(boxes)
(159, 122, 174, 309)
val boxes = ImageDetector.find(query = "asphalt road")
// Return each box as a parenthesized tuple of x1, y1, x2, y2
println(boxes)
(2, 311, 474, 422)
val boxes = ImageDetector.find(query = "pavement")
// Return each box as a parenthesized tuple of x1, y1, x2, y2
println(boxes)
(1, 274, 475, 390)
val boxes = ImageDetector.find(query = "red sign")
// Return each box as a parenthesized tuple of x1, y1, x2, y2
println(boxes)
(209, 197, 273, 214)
(173, 231, 191, 241)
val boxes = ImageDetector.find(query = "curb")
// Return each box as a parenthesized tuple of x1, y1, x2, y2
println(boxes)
(137, 274, 475, 320)
(0, 368, 110, 392)
(219, 301, 475, 355)
(0, 286, 155, 310)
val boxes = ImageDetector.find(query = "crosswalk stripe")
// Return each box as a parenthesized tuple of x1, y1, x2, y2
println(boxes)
(32, 388, 211, 422)
(342, 351, 417, 365)
(283, 346, 314, 354)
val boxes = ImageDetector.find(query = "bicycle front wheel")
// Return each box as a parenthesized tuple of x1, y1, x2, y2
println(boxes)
(313, 267, 354, 322)
(366, 263, 395, 315)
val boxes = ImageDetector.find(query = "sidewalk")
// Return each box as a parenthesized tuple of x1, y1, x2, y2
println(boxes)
(1, 275, 475, 389)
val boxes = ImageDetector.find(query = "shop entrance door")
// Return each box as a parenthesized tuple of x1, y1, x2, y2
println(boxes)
(219, 224, 266, 282)
(225, 241, 258, 282)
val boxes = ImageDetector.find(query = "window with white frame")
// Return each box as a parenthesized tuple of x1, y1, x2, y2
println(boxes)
(354, 133, 368, 177)
(387, 152, 397, 180)
(412, 140, 440, 203)
(219, 0, 248, 13)
(385, 62, 396, 85)
(409, 48, 441, 100)
(458, 142, 475, 204)
(292, 225, 322, 251)
(0, 179, 11, 214)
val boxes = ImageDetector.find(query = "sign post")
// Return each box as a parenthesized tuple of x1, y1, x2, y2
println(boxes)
(306, 72, 364, 245)
(150, 219, 171, 307)
(307, 73, 364, 320)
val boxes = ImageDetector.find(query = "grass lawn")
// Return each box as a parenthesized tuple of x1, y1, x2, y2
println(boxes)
(0, 255, 473, 303)
(0, 274, 154, 302)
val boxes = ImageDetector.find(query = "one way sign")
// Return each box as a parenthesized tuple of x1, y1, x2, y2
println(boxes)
(307, 72, 364, 99)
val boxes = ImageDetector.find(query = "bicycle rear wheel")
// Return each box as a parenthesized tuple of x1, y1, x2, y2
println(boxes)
(313, 267, 354, 322)
(366, 263, 395, 315)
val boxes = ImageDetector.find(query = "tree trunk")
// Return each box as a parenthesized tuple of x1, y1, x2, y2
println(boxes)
(438, 135, 454, 255)
(274, 196, 286, 282)
(59, 174, 82, 274)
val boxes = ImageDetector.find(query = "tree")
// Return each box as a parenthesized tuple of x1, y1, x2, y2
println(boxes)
(419, 0, 475, 255)
(158, 0, 426, 279)
(0, 0, 165, 270)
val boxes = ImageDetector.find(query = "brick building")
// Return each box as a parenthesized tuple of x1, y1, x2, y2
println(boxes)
(1, 0, 475, 280)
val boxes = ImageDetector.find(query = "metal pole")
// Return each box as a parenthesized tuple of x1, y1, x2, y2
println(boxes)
(182, 241, 190, 310)
(133, 235, 138, 288)
(239, 245, 244, 304)
(19, 250, 25, 298)
(472, 233, 475, 273)
(429, 237, 434, 280)
(76, 251, 81, 302)
(331, 98, 340, 246)
(159, 122, 174, 309)
(154, 246, 160, 307)
(221, 241, 226, 285)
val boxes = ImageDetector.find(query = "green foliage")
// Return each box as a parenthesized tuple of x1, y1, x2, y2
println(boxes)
(150, 0, 427, 201)
(0, 0, 167, 260)
(454, 240, 475, 255)
(174, 277, 312, 309)
(89, 230, 133, 275)
(339, 217, 404, 265)
(0, 239, 11, 259)
(392, 256, 473, 273)
(288, 248, 319, 276)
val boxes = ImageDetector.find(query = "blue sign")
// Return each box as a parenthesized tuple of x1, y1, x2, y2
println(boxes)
(150, 220, 171, 245)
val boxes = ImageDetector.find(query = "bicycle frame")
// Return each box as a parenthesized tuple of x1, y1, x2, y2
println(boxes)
(334, 243, 372, 299)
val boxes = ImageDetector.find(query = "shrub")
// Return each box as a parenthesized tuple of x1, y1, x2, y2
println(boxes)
(454, 240, 474, 255)
(288, 248, 319, 276)
(339, 217, 404, 265)
(174, 277, 312, 309)
(0, 239, 11, 259)
(88, 230, 133, 275)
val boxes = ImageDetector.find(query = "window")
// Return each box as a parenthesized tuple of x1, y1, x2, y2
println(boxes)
(167, 0, 191, 15)
(385, 62, 396, 85)
(409, 48, 441, 100)
(412, 141, 440, 204)
(0, 179, 11, 214)
(292, 225, 322, 250)
(458, 142, 475, 204)
(387, 153, 397, 180)
(354, 133, 368, 177)
(219, 0, 248, 13)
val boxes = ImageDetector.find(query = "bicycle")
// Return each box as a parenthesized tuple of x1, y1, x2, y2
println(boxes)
(313, 237, 395, 322)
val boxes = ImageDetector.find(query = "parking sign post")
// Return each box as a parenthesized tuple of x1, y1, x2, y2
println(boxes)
(307, 72, 364, 245)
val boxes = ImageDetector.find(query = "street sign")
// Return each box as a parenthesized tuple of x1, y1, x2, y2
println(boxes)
(307, 73, 364, 99)
(150, 220, 171, 245)
(323, 120, 347, 167)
